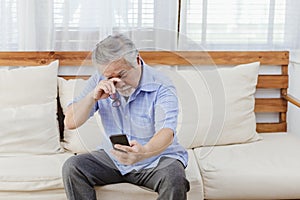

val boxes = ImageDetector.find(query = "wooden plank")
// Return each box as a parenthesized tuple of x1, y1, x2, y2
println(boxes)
(257, 75, 288, 89)
(254, 98, 287, 112)
(256, 122, 287, 133)
(283, 94, 300, 108)
(281, 65, 288, 75)
(280, 112, 287, 122)
(140, 51, 289, 65)
(0, 51, 92, 66)
(0, 51, 289, 66)
(59, 75, 90, 80)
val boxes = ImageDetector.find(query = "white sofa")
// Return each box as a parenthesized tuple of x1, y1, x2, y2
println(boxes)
(1, 51, 300, 200)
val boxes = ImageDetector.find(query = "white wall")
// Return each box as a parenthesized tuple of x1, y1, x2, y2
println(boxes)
(287, 52, 300, 136)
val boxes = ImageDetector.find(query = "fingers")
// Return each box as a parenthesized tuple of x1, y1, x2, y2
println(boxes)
(110, 149, 127, 164)
(111, 148, 142, 166)
(107, 78, 121, 94)
(100, 78, 122, 94)
(129, 140, 138, 146)
(111, 148, 131, 164)
(110, 141, 146, 165)
(109, 77, 122, 83)
(100, 80, 116, 94)
(114, 144, 135, 153)
(93, 78, 121, 100)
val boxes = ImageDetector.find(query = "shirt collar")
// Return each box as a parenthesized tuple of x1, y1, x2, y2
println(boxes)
(136, 62, 161, 92)
(127, 62, 161, 102)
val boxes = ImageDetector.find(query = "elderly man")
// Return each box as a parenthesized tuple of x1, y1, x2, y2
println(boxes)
(62, 33, 189, 200)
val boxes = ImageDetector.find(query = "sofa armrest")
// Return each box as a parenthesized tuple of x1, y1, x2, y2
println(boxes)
(283, 94, 300, 108)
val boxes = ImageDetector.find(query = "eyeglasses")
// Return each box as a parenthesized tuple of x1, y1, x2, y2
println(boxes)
(109, 93, 121, 107)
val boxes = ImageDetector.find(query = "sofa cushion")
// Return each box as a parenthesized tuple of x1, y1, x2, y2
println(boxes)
(0, 189, 67, 200)
(194, 133, 300, 199)
(0, 153, 73, 191)
(165, 62, 261, 148)
(0, 61, 62, 155)
(0, 61, 58, 107)
(58, 77, 104, 153)
(0, 102, 61, 154)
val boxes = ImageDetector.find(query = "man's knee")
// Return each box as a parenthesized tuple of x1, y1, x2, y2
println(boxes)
(154, 160, 190, 192)
(164, 172, 189, 188)
(62, 156, 81, 178)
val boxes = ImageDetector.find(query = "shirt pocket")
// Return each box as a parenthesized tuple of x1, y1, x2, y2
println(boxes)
(130, 113, 152, 128)
(129, 112, 154, 138)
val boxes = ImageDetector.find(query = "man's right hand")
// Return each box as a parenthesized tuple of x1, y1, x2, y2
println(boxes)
(65, 77, 121, 130)
(92, 78, 121, 101)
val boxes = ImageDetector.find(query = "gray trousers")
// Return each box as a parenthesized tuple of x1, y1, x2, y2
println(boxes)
(62, 150, 190, 200)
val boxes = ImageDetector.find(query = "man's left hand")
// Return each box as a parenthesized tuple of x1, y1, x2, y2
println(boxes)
(110, 140, 147, 165)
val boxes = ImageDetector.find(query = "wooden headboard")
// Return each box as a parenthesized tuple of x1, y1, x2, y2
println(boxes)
(1, 51, 299, 133)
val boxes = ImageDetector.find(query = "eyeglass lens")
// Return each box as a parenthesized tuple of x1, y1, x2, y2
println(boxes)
(110, 93, 121, 107)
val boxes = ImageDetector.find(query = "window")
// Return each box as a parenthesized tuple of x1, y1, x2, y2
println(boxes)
(53, 0, 157, 49)
(180, 0, 286, 50)
(1, 0, 287, 51)
(1, 0, 160, 50)
(0, 0, 18, 50)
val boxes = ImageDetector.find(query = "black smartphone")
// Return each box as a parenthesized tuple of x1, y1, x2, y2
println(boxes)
(109, 134, 130, 152)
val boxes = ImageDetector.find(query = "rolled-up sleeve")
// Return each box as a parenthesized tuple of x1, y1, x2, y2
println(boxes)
(154, 84, 179, 134)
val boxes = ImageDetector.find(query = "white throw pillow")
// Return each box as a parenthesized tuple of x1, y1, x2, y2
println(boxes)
(58, 77, 104, 154)
(0, 61, 59, 107)
(0, 60, 62, 155)
(165, 62, 261, 148)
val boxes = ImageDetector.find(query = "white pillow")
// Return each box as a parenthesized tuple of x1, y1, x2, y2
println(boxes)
(58, 77, 104, 154)
(0, 61, 59, 107)
(165, 62, 262, 148)
(0, 60, 62, 155)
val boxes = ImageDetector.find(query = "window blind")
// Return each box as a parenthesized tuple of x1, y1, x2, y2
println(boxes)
(0, 0, 18, 50)
(53, 0, 154, 29)
(52, 0, 156, 49)
(180, 0, 286, 50)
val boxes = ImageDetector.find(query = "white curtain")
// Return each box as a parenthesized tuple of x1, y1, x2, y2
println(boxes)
(285, 0, 300, 55)
(0, 0, 178, 51)
(1, 0, 299, 52)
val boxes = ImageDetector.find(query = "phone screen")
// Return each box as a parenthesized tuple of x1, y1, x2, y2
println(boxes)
(109, 134, 130, 152)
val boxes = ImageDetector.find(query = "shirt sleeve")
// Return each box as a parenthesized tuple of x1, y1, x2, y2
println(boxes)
(154, 84, 179, 134)
(67, 73, 100, 118)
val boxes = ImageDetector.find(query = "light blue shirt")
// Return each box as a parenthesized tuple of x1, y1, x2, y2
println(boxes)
(72, 64, 188, 175)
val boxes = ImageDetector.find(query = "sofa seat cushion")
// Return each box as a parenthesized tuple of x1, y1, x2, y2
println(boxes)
(0, 189, 67, 200)
(194, 133, 300, 199)
(95, 149, 204, 200)
(0, 153, 73, 191)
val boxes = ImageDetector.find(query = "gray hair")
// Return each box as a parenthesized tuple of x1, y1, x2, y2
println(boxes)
(92, 33, 139, 69)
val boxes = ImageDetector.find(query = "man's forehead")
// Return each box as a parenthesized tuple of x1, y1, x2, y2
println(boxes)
(102, 59, 129, 77)
(103, 66, 120, 77)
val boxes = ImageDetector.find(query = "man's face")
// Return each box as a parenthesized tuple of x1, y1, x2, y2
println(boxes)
(102, 58, 141, 97)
